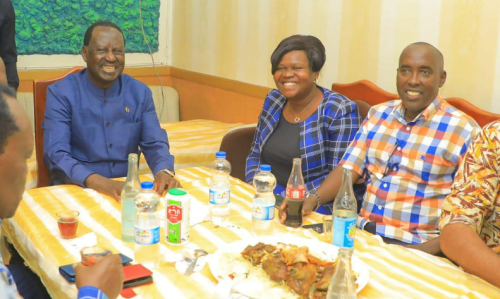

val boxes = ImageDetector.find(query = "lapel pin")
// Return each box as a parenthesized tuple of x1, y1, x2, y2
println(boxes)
(125, 106, 130, 113)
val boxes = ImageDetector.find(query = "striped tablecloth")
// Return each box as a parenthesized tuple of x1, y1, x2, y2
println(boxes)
(4, 167, 498, 299)
(25, 119, 253, 189)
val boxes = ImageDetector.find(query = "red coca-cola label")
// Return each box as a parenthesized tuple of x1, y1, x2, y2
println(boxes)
(286, 187, 306, 199)
(166, 204, 183, 224)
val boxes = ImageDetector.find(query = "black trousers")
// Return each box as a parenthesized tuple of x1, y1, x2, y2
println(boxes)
(4, 237, 51, 299)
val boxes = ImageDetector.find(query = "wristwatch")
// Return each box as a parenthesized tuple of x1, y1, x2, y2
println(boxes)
(156, 168, 175, 178)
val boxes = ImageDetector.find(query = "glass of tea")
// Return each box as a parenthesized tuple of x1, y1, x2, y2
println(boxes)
(56, 210, 79, 239)
(80, 246, 112, 266)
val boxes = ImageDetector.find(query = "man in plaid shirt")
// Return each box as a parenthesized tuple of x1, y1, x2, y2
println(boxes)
(281, 42, 480, 255)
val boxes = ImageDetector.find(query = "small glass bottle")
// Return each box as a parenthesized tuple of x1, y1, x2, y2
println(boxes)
(326, 248, 356, 299)
(121, 153, 141, 242)
(332, 165, 357, 250)
(284, 158, 305, 227)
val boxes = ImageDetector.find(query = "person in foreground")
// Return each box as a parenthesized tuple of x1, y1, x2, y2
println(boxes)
(281, 42, 480, 254)
(0, 83, 124, 298)
(43, 20, 180, 201)
(439, 120, 500, 288)
(246, 35, 363, 213)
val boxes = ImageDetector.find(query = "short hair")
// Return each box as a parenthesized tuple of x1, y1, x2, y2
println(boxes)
(83, 21, 125, 46)
(0, 83, 19, 155)
(402, 42, 444, 69)
(270, 35, 326, 75)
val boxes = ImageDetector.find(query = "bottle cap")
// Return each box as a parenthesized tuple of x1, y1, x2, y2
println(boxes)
(168, 188, 187, 196)
(216, 151, 226, 159)
(141, 181, 154, 189)
(260, 164, 271, 172)
(342, 164, 353, 170)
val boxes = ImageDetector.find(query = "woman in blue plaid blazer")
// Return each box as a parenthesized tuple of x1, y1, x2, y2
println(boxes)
(245, 35, 364, 214)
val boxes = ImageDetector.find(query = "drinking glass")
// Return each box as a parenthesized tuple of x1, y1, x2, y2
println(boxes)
(56, 210, 79, 239)
(80, 246, 112, 266)
(323, 215, 333, 243)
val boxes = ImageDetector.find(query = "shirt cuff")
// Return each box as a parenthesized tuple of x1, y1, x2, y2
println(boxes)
(356, 215, 369, 230)
(72, 166, 96, 187)
(78, 286, 109, 299)
(152, 162, 174, 179)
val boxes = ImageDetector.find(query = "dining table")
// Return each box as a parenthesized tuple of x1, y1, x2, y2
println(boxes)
(3, 166, 499, 299)
(24, 119, 253, 189)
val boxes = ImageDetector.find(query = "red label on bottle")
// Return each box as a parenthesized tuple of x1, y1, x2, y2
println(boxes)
(166, 204, 183, 224)
(286, 187, 305, 199)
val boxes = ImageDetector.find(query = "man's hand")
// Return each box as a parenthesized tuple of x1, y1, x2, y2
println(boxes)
(84, 174, 124, 202)
(405, 237, 442, 256)
(154, 171, 182, 195)
(74, 254, 124, 299)
(279, 195, 316, 224)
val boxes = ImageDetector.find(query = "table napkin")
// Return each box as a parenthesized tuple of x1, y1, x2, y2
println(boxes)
(172, 244, 209, 274)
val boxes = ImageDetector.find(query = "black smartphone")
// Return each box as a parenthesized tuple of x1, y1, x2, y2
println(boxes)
(124, 275, 153, 288)
(59, 253, 133, 283)
(275, 194, 284, 207)
(302, 223, 324, 234)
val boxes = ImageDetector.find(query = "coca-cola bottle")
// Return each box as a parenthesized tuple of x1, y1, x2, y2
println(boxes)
(284, 158, 305, 227)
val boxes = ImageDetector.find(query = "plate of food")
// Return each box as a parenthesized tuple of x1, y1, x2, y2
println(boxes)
(209, 235, 370, 299)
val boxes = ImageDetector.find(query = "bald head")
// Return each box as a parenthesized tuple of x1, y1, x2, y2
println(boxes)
(400, 42, 444, 72)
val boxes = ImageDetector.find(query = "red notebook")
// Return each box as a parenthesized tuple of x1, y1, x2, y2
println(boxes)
(121, 264, 153, 298)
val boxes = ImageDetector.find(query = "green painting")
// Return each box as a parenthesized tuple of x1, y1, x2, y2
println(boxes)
(13, 0, 160, 55)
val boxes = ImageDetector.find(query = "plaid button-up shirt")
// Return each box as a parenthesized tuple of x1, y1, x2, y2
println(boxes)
(341, 96, 480, 244)
(246, 86, 361, 196)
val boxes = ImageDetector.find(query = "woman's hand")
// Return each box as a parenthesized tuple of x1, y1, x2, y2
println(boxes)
(279, 195, 316, 224)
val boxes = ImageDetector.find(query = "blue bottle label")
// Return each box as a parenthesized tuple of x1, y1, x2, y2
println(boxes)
(134, 226, 160, 245)
(252, 205, 275, 221)
(209, 189, 230, 205)
(333, 217, 356, 248)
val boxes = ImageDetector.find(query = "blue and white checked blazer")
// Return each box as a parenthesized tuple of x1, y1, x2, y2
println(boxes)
(246, 86, 361, 197)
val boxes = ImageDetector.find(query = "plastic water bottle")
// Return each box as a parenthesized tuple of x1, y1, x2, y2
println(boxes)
(326, 248, 356, 299)
(121, 153, 141, 242)
(134, 181, 160, 268)
(332, 165, 357, 250)
(251, 165, 277, 236)
(209, 151, 232, 225)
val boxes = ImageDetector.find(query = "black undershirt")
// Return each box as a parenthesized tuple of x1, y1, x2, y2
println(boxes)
(261, 113, 301, 187)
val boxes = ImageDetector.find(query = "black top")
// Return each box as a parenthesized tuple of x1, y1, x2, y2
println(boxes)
(0, 0, 18, 90)
(261, 113, 301, 187)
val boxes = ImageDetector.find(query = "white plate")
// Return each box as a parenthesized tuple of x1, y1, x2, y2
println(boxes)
(209, 235, 370, 294)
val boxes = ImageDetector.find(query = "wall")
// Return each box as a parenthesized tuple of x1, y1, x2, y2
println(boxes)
(170, 0, 500, 113)
(16, 0, 172, 69)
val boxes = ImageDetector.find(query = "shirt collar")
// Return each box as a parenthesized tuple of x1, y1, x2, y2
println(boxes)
(393, 95, 444, 123)
(83, 68, 120, 98)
